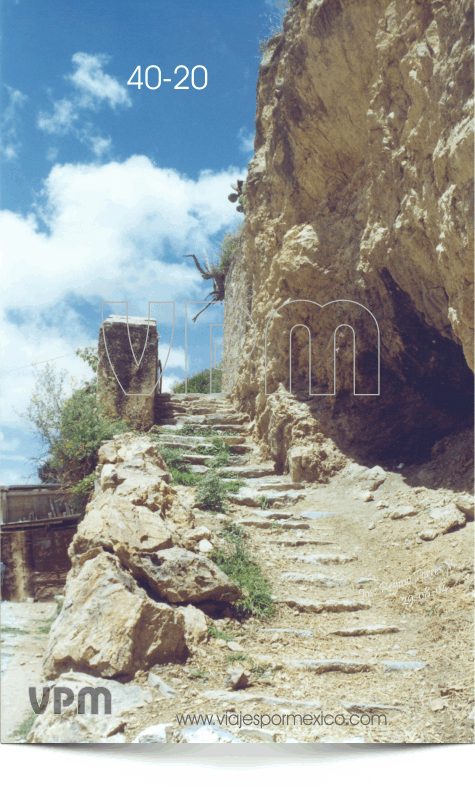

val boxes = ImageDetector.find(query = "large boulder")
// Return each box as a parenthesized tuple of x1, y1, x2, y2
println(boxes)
(115, 545, 240, 604)
(69, 497, 174, 570)
(43, 552, 188, 680)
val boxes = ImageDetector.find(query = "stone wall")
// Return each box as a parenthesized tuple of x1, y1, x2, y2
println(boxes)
(97, 315, 158, 431)
(1, 524, 76, 601)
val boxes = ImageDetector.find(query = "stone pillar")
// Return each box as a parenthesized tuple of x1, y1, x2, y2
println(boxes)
(97, 315, 158, 431)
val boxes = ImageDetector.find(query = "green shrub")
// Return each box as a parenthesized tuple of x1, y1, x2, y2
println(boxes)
(70, 472, 95, 511)
(172, 368, 222, 394)
(195, 471, 229, 512)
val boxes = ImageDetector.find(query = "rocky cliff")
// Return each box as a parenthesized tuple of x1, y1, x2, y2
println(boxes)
(223, 0, 473, 476)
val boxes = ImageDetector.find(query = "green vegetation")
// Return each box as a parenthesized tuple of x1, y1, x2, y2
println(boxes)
(208, 625, 236, 642)
(189, 669, 209, 681)
(70, 471, 95, 511)
(250, 661, 273, 678)
(195, 471, 230, 512)
(172, 367, 222, 394)
(225, 653, 248, 663)
(18, 351, 129, 490)
(12, 712, 37, 740)
(156, 445, 202, 486)
(259, 495, 271, 510)
(212, 522, 275, 619)
(1, 627, 29, 636)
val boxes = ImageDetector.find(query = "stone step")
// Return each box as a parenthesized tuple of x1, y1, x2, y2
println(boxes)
(207, 414, 248, 426)
(247, 480, 306, 492)
(261, 628, 315, 639)
(236, 518, 310, 531)
(278, 597, 371, 613)
(202, 690, 322, 710)
(155, 438, 215, 450)
(182, 454, 216, 464)
(280, 572, 349, 587)
(221, 466, 275, 479)
(222, 436, 247, 446)
(209, 425, 249, 434)
(329, 625, 401, 636)
(228, 444, 254, 456)
(269, 538, 335, 547)
(289, 553, 357, 565)
(254, 656, 376, 674)
(228, 489, 305, 507)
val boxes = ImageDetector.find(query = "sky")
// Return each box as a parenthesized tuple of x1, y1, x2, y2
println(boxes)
(1, 0, 288, 485)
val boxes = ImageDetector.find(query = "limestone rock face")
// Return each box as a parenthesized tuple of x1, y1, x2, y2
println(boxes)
(97, 315, 158, 431)
(223, 0, 473, 470)
(43, 552, 188, 680)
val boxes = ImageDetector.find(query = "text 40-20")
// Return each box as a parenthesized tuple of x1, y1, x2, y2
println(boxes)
(127, 65, 208, 90)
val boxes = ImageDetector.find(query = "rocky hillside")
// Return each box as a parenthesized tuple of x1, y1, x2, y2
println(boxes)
(224, 0, 473, 474)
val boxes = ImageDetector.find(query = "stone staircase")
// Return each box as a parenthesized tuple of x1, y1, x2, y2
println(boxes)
(146, 392, 464, 743)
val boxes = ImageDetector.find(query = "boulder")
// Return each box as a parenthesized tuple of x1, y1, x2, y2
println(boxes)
(181, 604, 209, 645)
(226, 667, 250, 690)
(455, 494, 474, 520)
(180, 724, 243, 743)
(43, 552, 187, 680)
(132, 724, 174, 743)
(431, 504, 466, 533)
(115, 545, 240, 604)
(69, 497, 174, 568)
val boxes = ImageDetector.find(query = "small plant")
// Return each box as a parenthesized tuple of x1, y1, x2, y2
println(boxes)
(154, 444, 201, 486)
(195, 471, 229, 512)
(1, 627, 29, 636)
(225, 653, 248, 663)
(219, 521, 247, 544)
(250, 661, 273, 678)
(208, 625, 235, 642)
(259, 495, 271, 510)
(189, 669, 209, 681)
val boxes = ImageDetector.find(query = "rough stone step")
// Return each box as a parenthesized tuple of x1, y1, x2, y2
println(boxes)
(229, 489, 305, 507)
(236, 518, 311, 531)
(202, 690, 322, 710)
(278, 597, 371, 613)
(222, 436, 247, 446)
(280, 572, 349, 587)
(209, 425, 249, 433)
(182, 454, 216, 463)
(207, 414, 248, 426)
(382, 661, 427, 672)
(268, 538, 335, 547)
(299, 510, 339, 520)
(329, 625, 402, 637)
(340, 700, 404, 713)
(289, 553, 357, 564)
(157, 439, 214, 450)
(222, 467, 275, 479)
(255, 656, 376, 674)
(247, 480, 306, 492)
(228, 444, 254, 455)
(262, 627, 315, 639)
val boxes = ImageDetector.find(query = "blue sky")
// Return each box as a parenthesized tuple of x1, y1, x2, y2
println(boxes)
(1, 0, 288, 484)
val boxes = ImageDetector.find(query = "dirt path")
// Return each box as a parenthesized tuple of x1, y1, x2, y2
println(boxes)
(1, 601, 56, 742)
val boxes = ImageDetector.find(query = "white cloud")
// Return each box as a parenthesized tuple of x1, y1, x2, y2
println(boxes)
(67, 53, 131, 110)
(1, 87, 27, 161)
(37, 52, 130, 157)
(238, 126, 255, 153)
(1, 155, 246, 436)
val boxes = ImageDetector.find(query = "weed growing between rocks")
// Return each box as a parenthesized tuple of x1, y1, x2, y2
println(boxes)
(154, 444, 202, 486)
(207, 625, 236, 642)
(11, 712, 37, 740)
(195, 471, 229, 512)
(212, 522, 275, 619)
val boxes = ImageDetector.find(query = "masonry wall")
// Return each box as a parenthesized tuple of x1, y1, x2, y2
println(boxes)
(1, 524, 76, 602)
